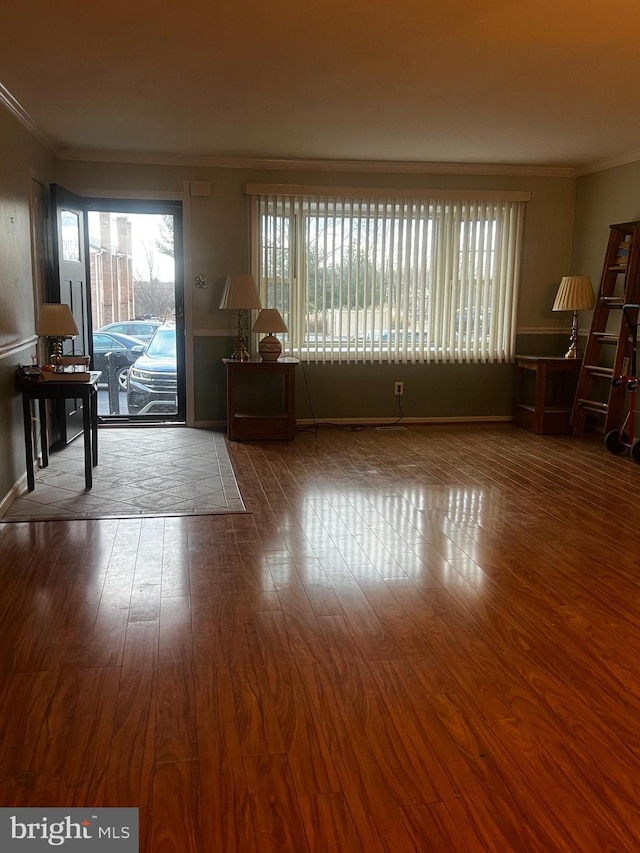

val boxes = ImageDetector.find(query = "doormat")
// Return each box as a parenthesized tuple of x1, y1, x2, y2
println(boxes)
(1, 427, 247, 522)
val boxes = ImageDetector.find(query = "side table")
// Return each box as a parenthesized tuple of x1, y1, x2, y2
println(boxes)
(223, 358, 299, 441)
(21, 372, 100, 490)
(515, 356, 582, 435)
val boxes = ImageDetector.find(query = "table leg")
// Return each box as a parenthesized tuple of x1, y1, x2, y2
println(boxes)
(23, 394, 35, 492)
(38, 398, 49, 468)
(83, 394, 92, 489)
(534, 364, 546, 434)
(91, 388, 98, 466)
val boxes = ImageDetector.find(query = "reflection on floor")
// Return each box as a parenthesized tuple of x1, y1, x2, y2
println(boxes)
(3, 427, 245, 521)
(2, 425, 640, 848)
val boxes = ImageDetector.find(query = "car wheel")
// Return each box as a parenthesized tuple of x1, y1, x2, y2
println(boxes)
(117, 365, 130, 390)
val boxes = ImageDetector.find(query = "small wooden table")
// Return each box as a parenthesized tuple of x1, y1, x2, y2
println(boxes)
(224, 358, 299, 441)
(515, 355, 582, 435)
(21, 372, 100, 490)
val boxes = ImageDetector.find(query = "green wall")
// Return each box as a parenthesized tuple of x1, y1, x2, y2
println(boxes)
(573, 160, 640, 280)
(55, 159, 577, 423)
(0, 108, 53, 502)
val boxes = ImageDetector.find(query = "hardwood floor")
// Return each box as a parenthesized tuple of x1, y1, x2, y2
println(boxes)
(2, 423, 640, 851)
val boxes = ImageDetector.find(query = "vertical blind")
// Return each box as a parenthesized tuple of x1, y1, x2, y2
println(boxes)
(248, 186, 526, 365)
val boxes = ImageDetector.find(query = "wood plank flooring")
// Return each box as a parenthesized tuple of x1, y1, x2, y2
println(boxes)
(2, 423, 640, 851)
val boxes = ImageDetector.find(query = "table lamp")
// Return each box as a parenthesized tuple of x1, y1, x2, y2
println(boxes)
(36, 303, 79, 368)
(252, 308, 288, 361)
(552, 276, 595, 358)
(219, 274, 262, 360)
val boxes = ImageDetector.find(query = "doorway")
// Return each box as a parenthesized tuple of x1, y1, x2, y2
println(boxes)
(85, 200, 186, 424)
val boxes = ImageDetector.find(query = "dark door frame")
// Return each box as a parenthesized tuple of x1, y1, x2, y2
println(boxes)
(69, 195, 186, 425)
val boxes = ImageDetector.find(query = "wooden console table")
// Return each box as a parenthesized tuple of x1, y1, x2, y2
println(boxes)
(21, 372, 100, 490)
(224, 358, 299, 441)
(515, 355, 582, 435)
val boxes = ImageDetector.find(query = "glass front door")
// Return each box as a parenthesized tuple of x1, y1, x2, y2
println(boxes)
(86, 203, 185, 422)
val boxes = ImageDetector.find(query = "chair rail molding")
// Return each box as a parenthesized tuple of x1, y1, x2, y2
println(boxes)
(0, 336, 38, 361)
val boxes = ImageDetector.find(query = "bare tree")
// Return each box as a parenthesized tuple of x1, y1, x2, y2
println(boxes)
(134, 240, 174, 320)
(135, 240, 159, 285)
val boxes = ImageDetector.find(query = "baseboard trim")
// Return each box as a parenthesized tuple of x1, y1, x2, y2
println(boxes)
(297, 415, 514, 426)
(195, 416, 514, 431)
(0, 472, 29, 518)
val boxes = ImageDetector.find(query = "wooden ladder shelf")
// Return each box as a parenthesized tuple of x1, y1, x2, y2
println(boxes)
(572, 221, 640, 435)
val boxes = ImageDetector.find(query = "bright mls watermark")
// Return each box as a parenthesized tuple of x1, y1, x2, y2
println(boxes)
(0, 809, 138, 850)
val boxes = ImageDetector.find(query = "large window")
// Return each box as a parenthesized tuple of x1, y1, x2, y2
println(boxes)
(248, 185, 527, 365)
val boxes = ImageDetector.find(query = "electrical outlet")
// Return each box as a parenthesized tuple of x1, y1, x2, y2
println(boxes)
(394, 381, 404, 396)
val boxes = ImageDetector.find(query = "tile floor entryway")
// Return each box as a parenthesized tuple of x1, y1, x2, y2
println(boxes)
(2, 427, 246, 521)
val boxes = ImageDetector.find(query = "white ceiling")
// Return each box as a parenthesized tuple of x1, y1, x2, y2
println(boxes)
(3, 0, 640, 172)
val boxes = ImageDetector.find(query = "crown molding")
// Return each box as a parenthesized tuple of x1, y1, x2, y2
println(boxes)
(56, 148, 577, 178)
(577, 148, 640, 176)
(0, 83, 57, 155)
(0, 80, 579, 178)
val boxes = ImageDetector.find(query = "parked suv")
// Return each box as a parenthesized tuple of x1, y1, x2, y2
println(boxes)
(126, 325, 177, 415)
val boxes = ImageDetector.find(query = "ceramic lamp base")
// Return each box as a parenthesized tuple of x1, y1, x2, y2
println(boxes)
(258, 334, 282, 362)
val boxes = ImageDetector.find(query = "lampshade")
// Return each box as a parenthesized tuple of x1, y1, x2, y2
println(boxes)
(552, 276, 595, 312)
(36, 303, 79, 337)
(219, 274, 262, 310)
(252, 308, 288, 334)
